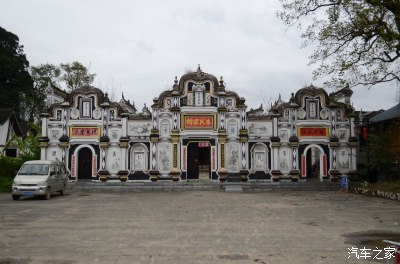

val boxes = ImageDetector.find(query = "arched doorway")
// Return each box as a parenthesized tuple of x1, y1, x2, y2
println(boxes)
(78, 147, 92, 180)
(302, 144, 327, 181)
(187, 142, 211, 180)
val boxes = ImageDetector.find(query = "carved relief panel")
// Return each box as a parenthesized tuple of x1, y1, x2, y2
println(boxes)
(247, 122, 272, 137)
(279, 147, 290, 174)
(131, 144, 148, 172)
(48, 147, 62, 161)
(128, 122, 151, 136)
(226, 142, 240, 172)
(251, 144, 268, 171)
(158, 142, 172, 173)
(107, 147, 120, 174)
(338, 148, 350, 170)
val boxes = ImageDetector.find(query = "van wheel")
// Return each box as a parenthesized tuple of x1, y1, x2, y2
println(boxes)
(12, 195, 20, 201)
(44, 188, 51, 200)
(59, 184, 66, 195)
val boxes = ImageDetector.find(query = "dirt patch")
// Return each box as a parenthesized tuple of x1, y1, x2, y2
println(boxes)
(343, 230, 400, 248)
(217, 254, 249, 260)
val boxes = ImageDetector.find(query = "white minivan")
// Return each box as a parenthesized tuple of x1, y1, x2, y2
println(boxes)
(12, 160, 68, 200)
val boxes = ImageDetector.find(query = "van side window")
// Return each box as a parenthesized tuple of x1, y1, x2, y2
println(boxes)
(50, 166, 56, 173)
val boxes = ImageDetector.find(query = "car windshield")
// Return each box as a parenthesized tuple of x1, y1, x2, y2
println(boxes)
(18, 164, 49, 175)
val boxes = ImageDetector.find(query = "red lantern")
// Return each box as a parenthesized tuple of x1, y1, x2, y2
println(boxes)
(362, 127, 368, 140)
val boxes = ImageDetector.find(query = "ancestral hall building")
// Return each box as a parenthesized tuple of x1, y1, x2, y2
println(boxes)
(39, 66, 358, 182)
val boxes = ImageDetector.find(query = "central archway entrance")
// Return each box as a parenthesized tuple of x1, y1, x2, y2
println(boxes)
(187, 142, 211, 180)
(78, 147, 92, 180)
(306, 146, 320, 179)
(301, 144, 327, 181)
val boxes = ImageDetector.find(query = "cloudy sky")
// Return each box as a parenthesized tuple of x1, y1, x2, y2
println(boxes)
(1, 0, 398, 111)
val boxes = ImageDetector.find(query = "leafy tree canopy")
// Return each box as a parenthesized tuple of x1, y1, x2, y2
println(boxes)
(0, 26, 34, 121)
(29, 62, 95, 122)
(278, 0, 400, 89)
(60, 61, 95, 91)
(32, 61, 95, 92)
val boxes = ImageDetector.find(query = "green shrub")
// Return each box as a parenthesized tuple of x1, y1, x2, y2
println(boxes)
(0, 156, 24, 193)
(0, 155, 24, 178)
(0, 177, 13, 192)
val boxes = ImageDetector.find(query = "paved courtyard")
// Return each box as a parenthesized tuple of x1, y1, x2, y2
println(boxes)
(0, 191, 399, 264)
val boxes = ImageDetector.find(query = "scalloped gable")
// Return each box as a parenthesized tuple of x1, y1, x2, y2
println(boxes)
(275, 85, 355, 117)
(153, 65, 244, 108)
(69, 85, 105, 106)
(294, 85, 331, 107)
(178, 65, 219, 95)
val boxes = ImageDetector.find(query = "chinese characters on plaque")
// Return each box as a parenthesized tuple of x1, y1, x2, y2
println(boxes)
(70, 127, 100, 138)
(183, 115, 214, 129)
(298, 127, 328, 138)
(198, 142, 209, 148)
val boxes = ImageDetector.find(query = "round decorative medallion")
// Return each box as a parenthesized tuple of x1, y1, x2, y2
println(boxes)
(93, 109, 101, 119)
(70, 109, 79, 119)
(297, 110, 306, 119)
(320, 109, 329, 119)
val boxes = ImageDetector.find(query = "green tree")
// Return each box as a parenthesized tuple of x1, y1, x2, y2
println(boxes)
(0, 26, 34, 120)
(2, 123, 41, 161)
(277, 0, 400, 89)
(60, 61, 95, 91)
(28, 64, 61, 123)
(358, 133, 398, 181)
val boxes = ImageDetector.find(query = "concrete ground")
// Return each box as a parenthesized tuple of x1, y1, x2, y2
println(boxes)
(0, 191, 399, 264)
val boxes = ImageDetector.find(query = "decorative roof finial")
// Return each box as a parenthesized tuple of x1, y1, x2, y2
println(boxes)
(218, 76, 226, 93)
(104, 92, 109, 102)
(196, 64, 203, 77)
(171, 76, 180, 96)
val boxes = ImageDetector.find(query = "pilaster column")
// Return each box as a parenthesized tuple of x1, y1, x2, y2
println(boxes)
(98, 98, 111, 181)
(270, 136, 282, 181)
(289, 136, 300, 181)
(39, 113, 50, 160)
(149, 98, 160, 181)
(348, 136, 359, 180)
(329, 136, 340, 181)
(239, 128, 249, 181)
(218, 130, 228, 181)
(60, 102, 70, 163)
(117, 113, 129, 181)
(270, 114, 282, 181)
(170, 132, 181, 181)
(238, 105, 249, 181)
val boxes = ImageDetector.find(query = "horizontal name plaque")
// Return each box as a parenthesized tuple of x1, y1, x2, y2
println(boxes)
(70, 127, 101, 138)
(298, 127, 329, 138)
(181, 114, 216, 130)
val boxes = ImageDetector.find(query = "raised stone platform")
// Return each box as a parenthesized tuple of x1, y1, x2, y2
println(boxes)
(68, 180, 341, 193)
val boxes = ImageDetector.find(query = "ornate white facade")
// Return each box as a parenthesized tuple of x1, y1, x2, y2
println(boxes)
(40, 66, 358, 182)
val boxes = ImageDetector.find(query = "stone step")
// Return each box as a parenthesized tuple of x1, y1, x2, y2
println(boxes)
(67, 180, 341, 192)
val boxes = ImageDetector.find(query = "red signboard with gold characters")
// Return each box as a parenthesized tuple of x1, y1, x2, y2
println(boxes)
(181, 115, 215, 130)
(298, 127, 329, 138)
(70, 127, 101, 138)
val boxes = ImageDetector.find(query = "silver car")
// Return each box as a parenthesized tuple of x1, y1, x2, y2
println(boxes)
(12, 160, 68, 200)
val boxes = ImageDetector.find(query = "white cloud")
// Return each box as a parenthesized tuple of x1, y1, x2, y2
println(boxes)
(0, 0, 398, 111)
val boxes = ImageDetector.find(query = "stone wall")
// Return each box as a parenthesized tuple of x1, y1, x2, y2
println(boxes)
(350, 187, 400, 201)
